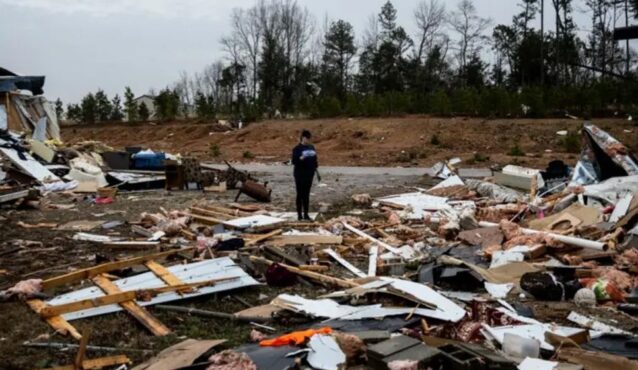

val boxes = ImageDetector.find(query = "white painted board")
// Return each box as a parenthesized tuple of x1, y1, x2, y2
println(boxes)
(46, 257, 260, 321)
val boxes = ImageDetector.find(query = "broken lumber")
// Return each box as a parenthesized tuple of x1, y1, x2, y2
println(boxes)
(190, 206, 232, 220)
(263, 245, 306, 266)
(41, 248, 193, 290)
(342, 222, 401, 254)
(191, 214, 233, 227)
(26, 299, 82, 340)
(478, 221, 608, 250)
(325, 249, 366, 278)
(244, 229, 283, 247)
(37, 355, 130, 370)
(250, 256, 359, 289)
(155, 304, 271, 323)
(269, 234, 343, 246)
(368, 246, 378, 277)
(92, 274, 171, 336)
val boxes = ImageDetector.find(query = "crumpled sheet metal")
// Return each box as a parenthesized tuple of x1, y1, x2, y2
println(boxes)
(571, 123, 638, 186)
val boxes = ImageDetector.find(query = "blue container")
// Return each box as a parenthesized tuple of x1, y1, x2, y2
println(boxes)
(133, 152, 166, 170)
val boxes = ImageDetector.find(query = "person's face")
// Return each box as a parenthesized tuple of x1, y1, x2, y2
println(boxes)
(301, 136, 310, 145)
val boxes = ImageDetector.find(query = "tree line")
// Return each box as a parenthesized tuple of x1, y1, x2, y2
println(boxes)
(60, 0, 638, 123)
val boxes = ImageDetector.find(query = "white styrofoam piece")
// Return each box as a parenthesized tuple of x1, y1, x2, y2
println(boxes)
(307, 335, 346, 370)
(440, 291, 481, 302)
(377, 192, 449, 219)
(430, 175, 464, 191)
(482, 324, 586, 350)
(0, 138, 60, 183)
(502, 165, 546, 189)
(517, 358, 558, 370)
(47, 257, 259, 321)
(225, 215, 284, 229)
(485, 283, 513, 299)
(490, 246, 530, 269)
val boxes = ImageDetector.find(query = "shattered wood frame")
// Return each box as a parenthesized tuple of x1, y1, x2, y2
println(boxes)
(27, 248, 194, 340)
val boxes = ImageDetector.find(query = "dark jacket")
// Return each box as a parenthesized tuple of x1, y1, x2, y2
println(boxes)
(292, 144, 318, 177)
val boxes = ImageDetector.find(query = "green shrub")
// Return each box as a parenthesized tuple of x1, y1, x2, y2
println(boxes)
(562, 132, 581, 153)
(242, 151, 255, 159)
(509, 143, 525, 157)
(430, 134, 441, 146)
(210, 144, 221, 157)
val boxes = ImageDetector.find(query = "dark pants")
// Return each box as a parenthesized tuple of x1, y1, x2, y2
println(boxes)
(294, 173, 313, 218)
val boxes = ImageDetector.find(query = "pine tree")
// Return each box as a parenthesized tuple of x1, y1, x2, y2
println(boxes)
(94, 89, 112, 122)
(110, 94, 124, 121)
(80, 93, 97, 124)
(54, 98, 64, 120)
(138, 102, 150, 121)
(322, 20, 357, 102)
(124, 86, 138, 122)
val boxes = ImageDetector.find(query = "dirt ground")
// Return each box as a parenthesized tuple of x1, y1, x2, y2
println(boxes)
(0, 171, 428, 369)
(61, 116, 638, 169)
(3, 117, 638, 369)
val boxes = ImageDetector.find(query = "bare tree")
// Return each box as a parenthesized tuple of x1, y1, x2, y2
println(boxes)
(414, 0, 447, 62)
(227, 6, 263, 101)
(173, 71, 193, 118)
(448, 0, 491, 70)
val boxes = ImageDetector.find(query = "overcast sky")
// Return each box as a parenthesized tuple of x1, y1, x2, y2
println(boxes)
(0, 0, 626, 104)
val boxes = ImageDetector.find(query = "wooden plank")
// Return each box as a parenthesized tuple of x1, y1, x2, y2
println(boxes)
(325, 249, 366, 278)
(250, 256, 358, 289)
(145, 260, 184, 287)
(263, 245, 306, 267)
(368, 245, 378, 277)
(269, 234, 343, 246)
(38, 355, 130, 370)
(190, 206, 232, 220)
(92, 275, 171, 336)
(74, 329, 90, 368)
(0, 189, 30, 204)
(27, 299, 82, 340)
(343, 222, 401, 254)
(244, 229, 283, 247)
(42, 248, 193, 290)
(204, 204, 251, 217)
(191, 214, 233, 227)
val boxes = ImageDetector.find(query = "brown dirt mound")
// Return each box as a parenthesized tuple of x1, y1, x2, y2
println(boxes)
(61, 116, 638, 168)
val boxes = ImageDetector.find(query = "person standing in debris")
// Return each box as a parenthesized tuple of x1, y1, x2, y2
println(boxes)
(292, 130, 320, 221)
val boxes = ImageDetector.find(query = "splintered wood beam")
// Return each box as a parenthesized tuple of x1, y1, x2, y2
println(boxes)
(244, 229, 283, 247)
(74, 329, 91, 369)
(250, 256, 359, 289)
(190, 206, 233, 220)
(92, 275, 171, 336)
(27, 299, 82, 340)
(191, 214, 232, 227)
(42, 248, 193, 290)
(145, 260, 183, 286)
(38, 355, 131, 370)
